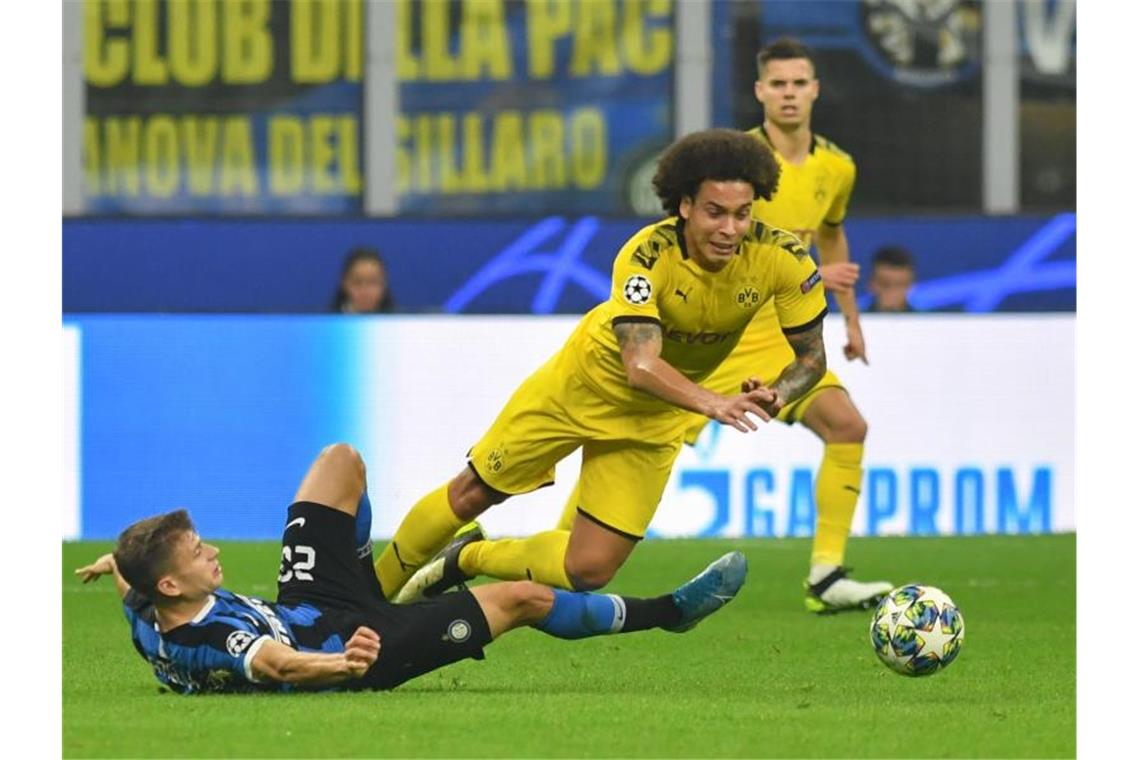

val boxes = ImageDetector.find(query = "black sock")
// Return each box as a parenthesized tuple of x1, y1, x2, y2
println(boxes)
(619, 594, 683, 632)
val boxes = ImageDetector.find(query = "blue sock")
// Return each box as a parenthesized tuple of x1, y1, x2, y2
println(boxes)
(535, 590, 626, 640)
(354, 489, 373, 557)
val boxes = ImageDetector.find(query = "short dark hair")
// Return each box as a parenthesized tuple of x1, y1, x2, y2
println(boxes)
(757, 36, 816, 78)
(113, 510, 195, 601)
(652, 129, 781, 216)
(872, 245, 916, 270)
(332, 246, 394, 313)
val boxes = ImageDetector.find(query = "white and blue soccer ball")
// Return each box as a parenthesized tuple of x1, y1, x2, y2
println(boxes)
(869, 584, 965, 677)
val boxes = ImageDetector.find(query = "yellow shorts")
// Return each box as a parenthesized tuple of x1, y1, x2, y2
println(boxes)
(468, 349, 688, 539)
(682, 310, 846, 444)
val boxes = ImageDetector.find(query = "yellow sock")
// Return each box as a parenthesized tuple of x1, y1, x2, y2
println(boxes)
(554, 479, 581, 531)
(374, 484, 464, 599)
(459, 530, 573, 589)
(811, 443, 864, 567)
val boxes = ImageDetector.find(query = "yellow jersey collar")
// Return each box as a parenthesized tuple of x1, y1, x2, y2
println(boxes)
(757, 123, 817, 155)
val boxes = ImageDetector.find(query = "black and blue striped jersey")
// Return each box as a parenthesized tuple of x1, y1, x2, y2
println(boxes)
(123, 588, 347, 694)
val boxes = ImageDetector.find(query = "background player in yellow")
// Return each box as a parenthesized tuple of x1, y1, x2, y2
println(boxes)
(375, 130, 829, 603)
(713, 37, 890, 612)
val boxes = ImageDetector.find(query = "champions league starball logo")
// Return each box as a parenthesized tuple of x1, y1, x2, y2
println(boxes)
(225, 630, 256, 657)
(860, 0, 981, 87)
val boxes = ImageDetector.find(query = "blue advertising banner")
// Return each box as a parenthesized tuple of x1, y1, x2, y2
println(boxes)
(395, 0, 674, 215)
(62, 315, 1074, 540)
(68, 316, 378, 540)
(63, 213, 1076, 314)
(83, 0, 363, 214)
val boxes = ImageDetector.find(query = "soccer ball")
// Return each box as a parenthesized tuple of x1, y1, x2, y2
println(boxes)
(869, 584, 964, 677)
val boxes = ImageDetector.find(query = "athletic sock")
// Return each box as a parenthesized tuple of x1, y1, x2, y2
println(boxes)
(354, 489, 384, 600)
(459, 530, 573, 589)
(373, 484, 464, 600)
(354, 488, 373, 555)
(811, 442, 864, 568)
(554, 479, 581, 531)
(535, 591, 682, 639)
(535, 591, 623, 639)
(622, 594, 683, 631)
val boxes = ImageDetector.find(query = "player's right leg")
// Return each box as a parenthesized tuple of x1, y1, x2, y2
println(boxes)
(399, 437, 681, 600)
(279, 443, 392, 610)
(373, 466, 505, 600)
(292, 442, 386, 598)
(364, 552, 748, 691)
(470, 550, 747, 640)
(376, 353, 581, 600)
(461, 437, 679, 592)
(796, 387, 890, 613)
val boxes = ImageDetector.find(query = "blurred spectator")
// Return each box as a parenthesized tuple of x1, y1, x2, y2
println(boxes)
(332, 247, 394, 313)
(866, 246, 917, 313)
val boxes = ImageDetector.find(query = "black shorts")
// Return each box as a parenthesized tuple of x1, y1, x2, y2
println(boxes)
(275, 501, 491, 690)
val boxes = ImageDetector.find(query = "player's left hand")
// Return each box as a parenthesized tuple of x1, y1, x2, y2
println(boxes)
(844, 320, 869, 364)
(820, 262, 860, 294)
(75, 553, 117, 583)
(740, 376, 765, 394)
(741, 377, 783, 417)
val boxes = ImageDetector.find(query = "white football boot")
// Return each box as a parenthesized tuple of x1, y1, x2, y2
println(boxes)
(804, 566, 892, 614)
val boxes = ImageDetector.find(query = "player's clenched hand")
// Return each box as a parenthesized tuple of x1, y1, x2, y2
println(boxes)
(711, 389, 775, 432)
(740, 376, 765, 394)
(741, 378, 784, 418)
(820, 262, 860, 294)
(843, 320, 869, 364)
(75, 553, 117, 583)
(344, 626, 381, 677)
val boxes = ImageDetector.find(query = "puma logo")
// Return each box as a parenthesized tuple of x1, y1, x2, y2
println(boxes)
(675, 288, 690, 303)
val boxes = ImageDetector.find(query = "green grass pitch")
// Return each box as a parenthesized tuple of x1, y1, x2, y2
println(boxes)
(63, 534, 1074, 758)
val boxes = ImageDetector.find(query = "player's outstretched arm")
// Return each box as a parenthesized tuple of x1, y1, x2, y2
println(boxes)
(250, 626, 380, 688)
(817, 224, 868, 364)
(770, 321, 827, 412)
(613, 321, 775, 432)
(74, 553, 132, 600)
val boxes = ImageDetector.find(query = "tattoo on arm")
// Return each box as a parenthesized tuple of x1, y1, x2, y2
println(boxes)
(772, 323, 827, 404)
(613, 321, 663, 355)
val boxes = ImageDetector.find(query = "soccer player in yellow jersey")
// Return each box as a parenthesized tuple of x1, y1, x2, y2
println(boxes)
(706, 37, 891, 612)
(375, 130, 829, 606)
(550, 38, 890, 614)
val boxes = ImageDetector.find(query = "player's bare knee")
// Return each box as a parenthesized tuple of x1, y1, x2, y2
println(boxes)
(563, 559, 615, 592)
(836, 412, 868, 443)
(321, 442, 361, 466)
(323, 443, 366, 487)
(818, 406, 867, 444)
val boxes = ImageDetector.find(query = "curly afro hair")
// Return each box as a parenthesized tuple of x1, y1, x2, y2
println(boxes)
(652, 129, 781, 217)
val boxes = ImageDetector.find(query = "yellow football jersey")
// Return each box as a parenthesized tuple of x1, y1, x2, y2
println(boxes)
(466, 216, 826, 535)
(681, 128, 854, 440)
(747, 126, 856, 248)
(563, 216, 827, 413)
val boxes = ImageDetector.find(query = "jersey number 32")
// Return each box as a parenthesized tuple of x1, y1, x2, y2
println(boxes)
(278, 545, 316, 582)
